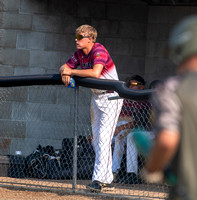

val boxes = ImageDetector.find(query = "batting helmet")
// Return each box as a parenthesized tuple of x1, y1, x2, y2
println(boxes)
(169, 15, 197, 65)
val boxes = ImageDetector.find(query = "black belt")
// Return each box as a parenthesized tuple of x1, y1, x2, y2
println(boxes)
(102, 90, 114, 94)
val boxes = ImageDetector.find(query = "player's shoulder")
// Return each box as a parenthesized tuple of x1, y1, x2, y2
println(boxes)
(151, 75, 181, 106)
(92, 43, 108, 53)
(159, 75, 181, 93)
(93, 42, 105, 48)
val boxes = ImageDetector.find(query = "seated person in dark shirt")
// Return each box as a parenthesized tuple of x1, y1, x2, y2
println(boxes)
(112, 75, 153, 184)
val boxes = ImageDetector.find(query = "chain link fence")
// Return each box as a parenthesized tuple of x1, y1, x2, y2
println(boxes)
(0, 78, 169, 199)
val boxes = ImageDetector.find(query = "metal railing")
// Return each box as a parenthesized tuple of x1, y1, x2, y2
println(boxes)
(0, 74, 169, 199)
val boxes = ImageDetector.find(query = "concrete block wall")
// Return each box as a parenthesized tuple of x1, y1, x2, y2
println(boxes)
(145, 6, 197, 85)
(1, 0, 197, 155)
(0, 0, 148, 77)
(0, 0, 148, 155)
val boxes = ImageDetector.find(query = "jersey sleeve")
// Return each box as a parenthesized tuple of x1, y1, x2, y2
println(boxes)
(92, 49, 108, 67)
(151, 77, 181, 135)
(66, 51, 80, 69)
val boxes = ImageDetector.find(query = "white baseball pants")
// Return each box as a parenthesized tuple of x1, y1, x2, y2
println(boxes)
(91, 92, 123, 184)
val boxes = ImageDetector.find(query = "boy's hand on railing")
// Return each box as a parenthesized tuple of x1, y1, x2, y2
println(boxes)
(61, 67, 72, 76)
(61, 75, 70, 86)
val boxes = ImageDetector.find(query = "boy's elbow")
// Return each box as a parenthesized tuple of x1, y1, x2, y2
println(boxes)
(94, 74, 100, 79)
(91, 71, 100, 78)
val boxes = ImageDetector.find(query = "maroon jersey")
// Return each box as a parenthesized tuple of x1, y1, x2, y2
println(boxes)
(120, 99, 152, 131)
(66, 43, 119, 80)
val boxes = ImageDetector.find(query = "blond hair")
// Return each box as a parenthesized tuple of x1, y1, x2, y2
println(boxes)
(76, 25, 97, 43)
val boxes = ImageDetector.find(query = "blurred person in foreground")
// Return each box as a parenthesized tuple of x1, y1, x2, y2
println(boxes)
(141, 15, 197, 200)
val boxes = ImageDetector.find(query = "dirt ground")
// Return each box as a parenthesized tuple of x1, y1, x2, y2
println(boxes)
(2, 187, 119, 200)
(0, 187, 96, 200)
(0, 186, 168, 200)
(0, 177, 168, 200)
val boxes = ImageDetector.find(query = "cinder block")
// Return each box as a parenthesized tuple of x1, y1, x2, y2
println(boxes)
(62, 19, 77, 34)
(11, 138, 63, 156)
(0, 12, 4, 27)
(78, 87, 92, 102)
(32, 15, 64, 33)
(91, 19, 119, 37)
(17, 31, 45, 50)
(56, 86, 75, 104)
(0, 155, 9, 176)
(0, 0, 20, 11)
(119, 21, 146, 39)
(2, 13, 32, 30)
(189, 7, 197, 16)
(0, 156, 9, 177)
(145, 57, 157, 74)
(45, 33, 75, 52)
(155, 58, 176, 76)
(104, 38, 131, 55)
(169, 7, 192, 24)
(148, 7, 192, 24)
(12, 102, 42, 121)
(0, 29, 17, 48)
(146, 40, 167, 57)
(0, 120, 26, 138)
(77, 123, 92, 137)
(0, 101, 12, 119)
(77, 1, 105, 18)
(47, 0, 77, 16)
(132, 40, 146, 57)
(106, 3, 130, 20)
(9, 138, 26, 155)
(1, 48, 30, 66)
(147, 23, 170, 40)
(129, 4, 148, 23)
(118, 74, 129, 82)
(148, 6, 168, 23)
(45, 68, 59, 74)
(14, 66, 45, 75)
(0, 138, 11, 156)
(28, 86, 57, 104)
(29, 50, 61, 69)
(0, 65, 14, 75)
(41, 104, 74, 122)
(59, 52, 74, 66)
(26, 121, 74, 140)
(116, 56, 145, 74)
(106, 3, 147, 21)
(2, 86, 28, 102)
(77, 105, 91, 124)
(20, 0, 48, 14)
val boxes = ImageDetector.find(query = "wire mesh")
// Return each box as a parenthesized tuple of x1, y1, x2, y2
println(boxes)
(0, 84, 169, 199)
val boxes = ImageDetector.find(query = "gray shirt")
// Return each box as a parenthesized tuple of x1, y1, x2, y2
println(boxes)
(152, 75, 182, 135)
(152, 73, 197, 199)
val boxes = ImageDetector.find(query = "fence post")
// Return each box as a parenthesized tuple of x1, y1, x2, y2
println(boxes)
(72, 86, 78, 190)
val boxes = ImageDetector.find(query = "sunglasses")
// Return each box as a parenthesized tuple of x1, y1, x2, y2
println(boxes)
(130, 81, 143, 86)
(76, 34, 89, 40)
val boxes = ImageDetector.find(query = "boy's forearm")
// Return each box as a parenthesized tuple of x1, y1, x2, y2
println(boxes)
(71, 69, 99, 78)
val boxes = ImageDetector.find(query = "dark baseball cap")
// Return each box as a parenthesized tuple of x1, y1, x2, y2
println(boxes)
(129, 75, 145, 85)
